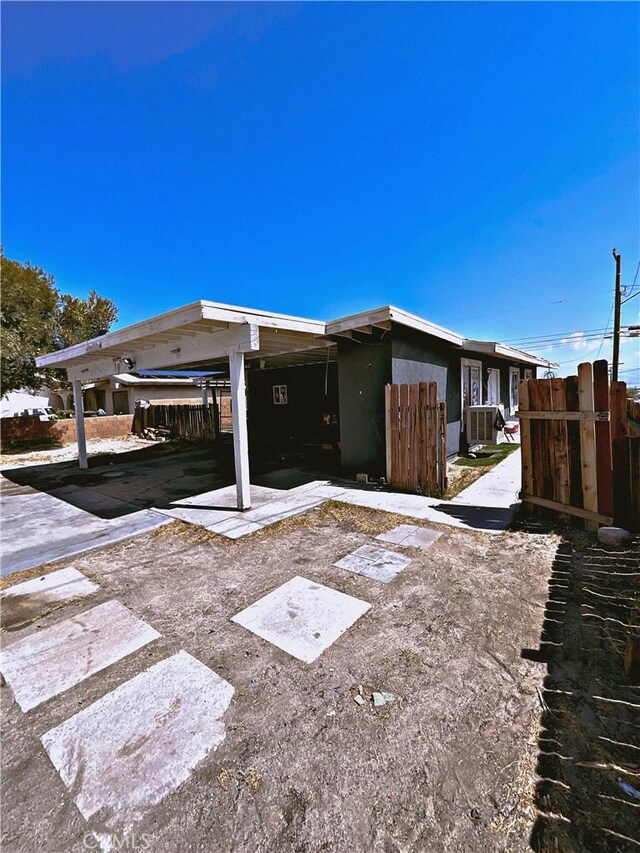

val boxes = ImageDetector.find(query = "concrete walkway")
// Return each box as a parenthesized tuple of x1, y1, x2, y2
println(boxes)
(155, 450, 523, 538)
(450, 448, 522, 508)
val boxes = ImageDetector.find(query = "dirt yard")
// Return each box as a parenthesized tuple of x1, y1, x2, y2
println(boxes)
(0, 435, 150, 470)
(0, 499, 562, 853)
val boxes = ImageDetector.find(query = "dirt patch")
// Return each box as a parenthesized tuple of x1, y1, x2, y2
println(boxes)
(528, 532, 640, 852)
(1, 505, 558, 852)
(0, 435, 150, 469)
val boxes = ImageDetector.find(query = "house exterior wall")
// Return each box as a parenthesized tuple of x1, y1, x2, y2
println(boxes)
(337, 336, 392, 475)
(1, 389, 52, 417)
(247, 362, 340, 468)
(391, 325, 463, 456)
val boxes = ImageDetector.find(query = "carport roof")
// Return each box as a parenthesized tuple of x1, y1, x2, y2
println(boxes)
(36, 298, 556, 376)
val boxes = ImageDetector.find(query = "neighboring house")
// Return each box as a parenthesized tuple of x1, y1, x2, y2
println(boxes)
(1, 389, 52, 417)
(35, 300, 556, 505)
(82, 373, 219, 415)
(1, 374, 229, 418)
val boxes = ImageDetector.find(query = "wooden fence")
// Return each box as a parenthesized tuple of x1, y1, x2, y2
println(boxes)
(385, 382, 447, 497)
(132, 403, 219, 441)
(518, 360, 639, 531)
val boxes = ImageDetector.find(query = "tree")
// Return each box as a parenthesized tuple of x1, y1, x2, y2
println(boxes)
(57, 290, 118, 350)
(1, 251, 118, 396)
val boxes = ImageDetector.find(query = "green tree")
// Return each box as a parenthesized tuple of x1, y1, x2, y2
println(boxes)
(1, 252, 118, 395)
(57, 290, 118, 350)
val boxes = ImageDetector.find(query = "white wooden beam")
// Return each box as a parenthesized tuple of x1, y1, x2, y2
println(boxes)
(72, 380, 88, 469)
(229, 351, 251, 510)
(66, 324, 260, 382)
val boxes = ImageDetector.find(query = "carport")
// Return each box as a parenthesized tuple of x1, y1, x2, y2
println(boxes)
(36, 302, 331, 510)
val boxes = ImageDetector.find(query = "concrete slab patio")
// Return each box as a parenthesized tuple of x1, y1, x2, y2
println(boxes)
(1, 442, 523, 579)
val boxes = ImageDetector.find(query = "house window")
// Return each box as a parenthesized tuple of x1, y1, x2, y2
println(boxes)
(461, 359, 482, 408)
(524, 368, 533, 381)
(509, 368, 520, 415)
(486, 368, 500, 405)
(273, 385, 288, 405)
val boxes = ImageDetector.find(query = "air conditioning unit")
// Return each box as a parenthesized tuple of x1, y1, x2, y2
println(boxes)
(467, 405, 505, 444)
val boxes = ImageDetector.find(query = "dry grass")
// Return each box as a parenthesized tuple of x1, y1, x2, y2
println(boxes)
(491, 708, 541, 840)
(444, 466, 484, 499)
(150, 519, 226, 544)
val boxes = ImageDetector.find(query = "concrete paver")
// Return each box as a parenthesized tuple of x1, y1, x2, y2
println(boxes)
(41, 651, 234, 845)
(375, 524, 443, 549)
(334, 544, 411, 583)
(0, 600, 160, 711)
(231, 575, 371, 663)
(1, 567, 99, 629)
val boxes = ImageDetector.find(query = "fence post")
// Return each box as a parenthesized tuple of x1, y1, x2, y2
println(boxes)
(519, 379, 533, 512)
(611, 381, 631, 529)
(578, 363, 599, 531)
(385, 385, 392, 484)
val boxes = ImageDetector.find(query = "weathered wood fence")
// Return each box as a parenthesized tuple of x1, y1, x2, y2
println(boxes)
(132, 403, 219, 441)
(385, 382, 447, 497)
(518, 360, 639, 530)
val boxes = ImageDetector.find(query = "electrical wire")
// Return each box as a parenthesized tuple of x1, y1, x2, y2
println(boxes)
(502, 327, 608, 345)
(595, 300, 615, 361)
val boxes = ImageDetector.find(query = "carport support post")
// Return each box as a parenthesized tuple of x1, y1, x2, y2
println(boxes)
(229, 351, 251, 509)
(72, 380, 88, 469)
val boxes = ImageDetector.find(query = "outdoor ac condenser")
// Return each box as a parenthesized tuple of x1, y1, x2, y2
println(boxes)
(466, 405, 505, 445)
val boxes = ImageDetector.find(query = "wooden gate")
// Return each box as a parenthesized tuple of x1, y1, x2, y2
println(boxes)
(518, 360, 639, 530)
(385, 382, 447, 497)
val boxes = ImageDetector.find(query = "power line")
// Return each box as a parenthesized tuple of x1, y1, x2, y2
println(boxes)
(502, 327, 608, 344)
(596, 299, 615, 361)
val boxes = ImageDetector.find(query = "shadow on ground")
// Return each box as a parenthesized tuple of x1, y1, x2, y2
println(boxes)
(431, 501, 518, 531)
(1, 441, 337, 520)
(522, 532, 640, 852)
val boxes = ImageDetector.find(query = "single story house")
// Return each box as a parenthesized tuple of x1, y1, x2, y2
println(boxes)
(36, 300, 555, 509)
(1, 374, 230, 420)
(81, 372, 230, 416)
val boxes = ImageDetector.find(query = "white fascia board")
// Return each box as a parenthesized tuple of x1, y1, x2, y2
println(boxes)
(463, 340, 558, 368)
(388, 306, 464, 345)
(326, 305, 464, 345)
(200, 301, 326, 335)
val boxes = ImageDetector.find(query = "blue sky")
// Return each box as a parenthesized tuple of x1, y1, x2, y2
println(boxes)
(2, 1, 639, 378)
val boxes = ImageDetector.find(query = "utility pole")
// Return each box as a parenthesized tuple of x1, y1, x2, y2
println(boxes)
(612, 248, 622, 382)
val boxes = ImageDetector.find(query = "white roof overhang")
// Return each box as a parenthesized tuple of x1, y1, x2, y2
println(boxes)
(35, 301, 332, 383)
(462, 340, 557, 368)
(325, 305, 464, 346)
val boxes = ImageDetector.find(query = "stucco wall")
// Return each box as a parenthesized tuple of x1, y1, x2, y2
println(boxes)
(1, 414, 134, 449)
(391, 326, 463, 456)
